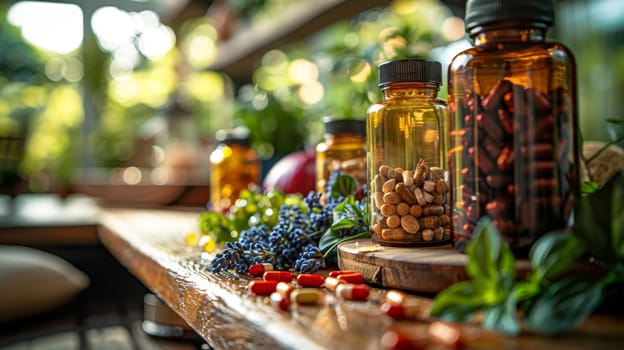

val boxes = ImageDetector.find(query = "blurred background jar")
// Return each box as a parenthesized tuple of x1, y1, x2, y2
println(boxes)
(367, 59, 450, 246)
(315, 117, 366, 202)
(447, 0, 579, 255)
(210, 127, 260, 212)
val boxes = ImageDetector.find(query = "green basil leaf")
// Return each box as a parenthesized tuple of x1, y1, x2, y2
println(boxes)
(333, 194, 355, 216)
(524, 277, 604, 336)
(574, 195, 613, 261)
(530, 231, 584, 280)
(513, 277, 541, 303)
(319, 227, 341, 254)
(610, 172, 624, 259)
(330, 218, 358, 231)
(586, 175, 617, 243)
(430, 281, 489, 321)
(483, 294, 520, 336)
(331, 174, 357, 198)
(466, 217, 516, 287)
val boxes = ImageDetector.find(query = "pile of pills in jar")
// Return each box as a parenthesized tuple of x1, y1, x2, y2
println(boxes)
(450, 79, 573, 249)
(371, 163, 451, 244)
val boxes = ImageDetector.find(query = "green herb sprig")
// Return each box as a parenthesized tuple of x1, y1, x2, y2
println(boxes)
(319, 174, 369, 261)
(430, 172, 624, 336)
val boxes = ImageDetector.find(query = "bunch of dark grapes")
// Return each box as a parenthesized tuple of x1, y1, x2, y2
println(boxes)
(295, 244, 326, 274)
(207, 190, 332, 274)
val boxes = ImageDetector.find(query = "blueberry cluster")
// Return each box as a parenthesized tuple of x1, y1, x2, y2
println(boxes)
(207, 191, 333, 274)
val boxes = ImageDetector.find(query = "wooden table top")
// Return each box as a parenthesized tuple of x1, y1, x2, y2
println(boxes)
(97, 207, 624, 350)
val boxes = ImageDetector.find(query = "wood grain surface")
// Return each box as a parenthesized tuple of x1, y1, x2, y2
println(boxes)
(337, 239, 532, 293)
(97, 208, 624, 350)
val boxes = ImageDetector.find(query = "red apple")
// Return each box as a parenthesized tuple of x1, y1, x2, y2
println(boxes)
(262, 149, 316, 195)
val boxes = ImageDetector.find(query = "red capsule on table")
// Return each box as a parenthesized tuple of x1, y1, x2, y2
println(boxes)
(337, 272, 364, 284)
(249, 263, 273, 276)
(381, 302, 405, 320)
(335, 283, 369, 301)
(263, 270, 293, 282)
(249, 280, 278, 296)
(296, 273, 325, 288)
(270, 292, 290, 311)
(328, 270, 357, 278)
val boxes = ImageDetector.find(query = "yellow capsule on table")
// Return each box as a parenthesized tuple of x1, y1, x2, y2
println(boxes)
(290, 288, 321, 305)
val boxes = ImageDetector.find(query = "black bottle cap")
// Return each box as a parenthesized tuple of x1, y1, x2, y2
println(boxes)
(215, 128, 250, 147)
(323, 117, 366, 137)
(378, 59, 442, 87)
(465, 0, 554, 32)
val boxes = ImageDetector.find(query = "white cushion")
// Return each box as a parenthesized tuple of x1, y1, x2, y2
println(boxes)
(0, 245, 90, 323)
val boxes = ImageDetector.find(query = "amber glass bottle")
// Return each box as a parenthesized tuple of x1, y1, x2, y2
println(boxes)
(210, 129, 260, 212)
(367, 59, 450, 246)
(447, 0, 579, 254)
(315, 117, 366, 201)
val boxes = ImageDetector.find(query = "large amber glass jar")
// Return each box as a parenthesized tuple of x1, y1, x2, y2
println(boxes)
(367, 59, 450, 246)
(448, 0, 579, 254)
(210, 128, 260, 212)
(315, 117, 366, 201)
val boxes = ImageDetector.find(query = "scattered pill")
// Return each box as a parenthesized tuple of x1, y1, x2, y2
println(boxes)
(249, 280, 278, 295)
(270, 292, 290, 311)
(249, 263, 273, 276)
(328, 270, 357, 278)
(324, 276, 345, 292)
(275, 282, 295, 299)
(380, 329, 427, 350)
(296, 273, 325, 288)
(337, 272, 364, 284)
(335, 283, 369, 301)
(385, 290, 407, 306)
(381, 302, 405, 319)
(263, 270, 293, 282)
(290, 288, 321, 305)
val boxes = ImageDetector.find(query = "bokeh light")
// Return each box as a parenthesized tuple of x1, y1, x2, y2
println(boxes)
(8, 1, 83, 54)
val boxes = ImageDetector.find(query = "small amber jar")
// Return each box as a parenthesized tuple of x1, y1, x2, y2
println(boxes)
(315, 117, 366, 200)
(367, 59, 450, 246)
(209, 129, 260, 212)
(447, 0, 579, 254)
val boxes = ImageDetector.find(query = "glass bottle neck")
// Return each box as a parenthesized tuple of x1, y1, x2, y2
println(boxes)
(381, 82, 440, 100)
(471, 22, 548, 46)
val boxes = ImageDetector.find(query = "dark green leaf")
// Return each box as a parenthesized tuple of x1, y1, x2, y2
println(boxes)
(330, 218, 359, 231)
(530, 231, 584, 280)
(584, 173, 618, 244)
(574, 196, 613, 261)
(524, 277, 604, 336)
(610, 173, 624, 259)
(483, 294, 520, 335)
(575, 172, 624, 262)
(513, 277, 541, 303)
(319, 227, 341, 254)
(331, 174, 357, 198)
(430, 281, 489, 321)
(466, 217, 516, 288)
